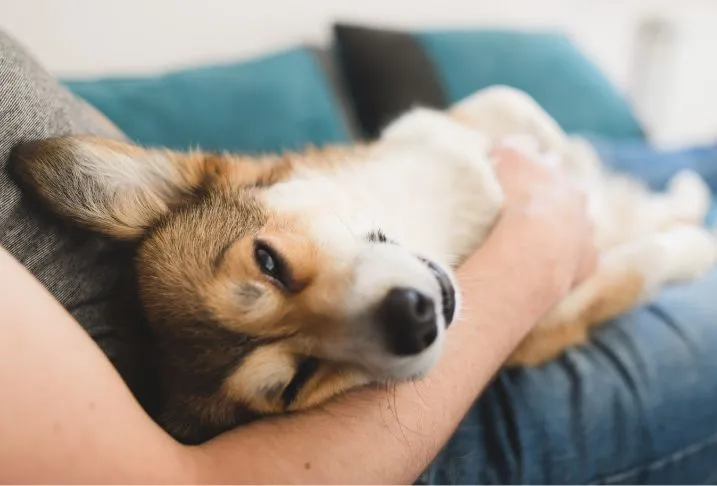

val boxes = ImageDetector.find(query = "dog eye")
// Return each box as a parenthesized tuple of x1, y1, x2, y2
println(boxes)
(281, 357, 320, 408)
(254, 240, 292, 290)
(255, 246, 276, 274)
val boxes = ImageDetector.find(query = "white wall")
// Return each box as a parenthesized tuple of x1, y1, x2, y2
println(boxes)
(1, 0, 716, 147)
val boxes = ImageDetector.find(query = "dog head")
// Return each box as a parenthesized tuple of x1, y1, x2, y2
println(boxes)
(11, 136, 458, 441)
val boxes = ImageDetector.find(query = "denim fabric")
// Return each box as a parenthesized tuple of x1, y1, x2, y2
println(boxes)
(421, 144, 717, 484)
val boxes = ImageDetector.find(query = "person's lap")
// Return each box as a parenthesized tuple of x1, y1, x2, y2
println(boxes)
(422, 144, 717, 484)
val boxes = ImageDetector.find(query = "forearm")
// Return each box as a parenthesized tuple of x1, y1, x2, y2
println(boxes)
(194, 219, 565, 484)
(0, 214, 563, 484)
(0, 247, 192, 483)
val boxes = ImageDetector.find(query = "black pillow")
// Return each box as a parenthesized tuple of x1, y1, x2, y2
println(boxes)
(333, 23, 448, 139)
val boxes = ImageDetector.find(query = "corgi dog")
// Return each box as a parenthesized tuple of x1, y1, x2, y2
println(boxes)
(11, 86, 717, 443)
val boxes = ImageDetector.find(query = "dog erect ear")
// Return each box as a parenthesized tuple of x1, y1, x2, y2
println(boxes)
(10, 135, 216, 239)
(11, 136, 294, 240)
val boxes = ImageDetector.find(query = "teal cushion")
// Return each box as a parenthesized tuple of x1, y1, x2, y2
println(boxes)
(417, 30, 645, 141)
(64, 47, 352, 154)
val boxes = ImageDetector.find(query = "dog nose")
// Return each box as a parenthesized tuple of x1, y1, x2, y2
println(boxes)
(377, 287, 438, 356)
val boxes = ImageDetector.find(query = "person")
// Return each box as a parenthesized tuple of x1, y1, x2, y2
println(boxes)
(2, 29, 717, 484)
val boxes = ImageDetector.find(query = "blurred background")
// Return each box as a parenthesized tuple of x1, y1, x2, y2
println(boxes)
(1, 0, 716, 148)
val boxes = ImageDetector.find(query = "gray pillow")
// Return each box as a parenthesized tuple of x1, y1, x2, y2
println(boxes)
(0, 30, 155, 406)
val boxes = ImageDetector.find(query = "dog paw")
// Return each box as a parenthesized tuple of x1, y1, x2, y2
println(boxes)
(658, 225, 717, 282)
(667, 169, 711, 223)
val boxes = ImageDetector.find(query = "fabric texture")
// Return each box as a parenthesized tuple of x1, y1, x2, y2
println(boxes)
(64, 47, 354, 154)
(0, 30, 155, 406)
(332, 23, 646, 142)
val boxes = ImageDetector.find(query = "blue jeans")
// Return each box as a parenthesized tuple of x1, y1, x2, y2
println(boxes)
(421, 141, 717, 484)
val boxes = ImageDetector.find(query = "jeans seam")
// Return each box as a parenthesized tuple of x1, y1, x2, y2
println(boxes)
(589, 431, 717, 484)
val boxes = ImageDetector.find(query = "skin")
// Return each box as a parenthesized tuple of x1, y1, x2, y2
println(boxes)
(0, 149, 596, 484)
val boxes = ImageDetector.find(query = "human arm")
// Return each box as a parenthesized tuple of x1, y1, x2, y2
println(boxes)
(0, 150, 595, 484)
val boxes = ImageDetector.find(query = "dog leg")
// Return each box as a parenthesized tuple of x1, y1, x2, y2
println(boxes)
(507, 225, 717, 366)
(597, 169, 712, 250)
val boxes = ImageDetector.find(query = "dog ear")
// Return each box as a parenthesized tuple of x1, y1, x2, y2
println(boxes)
(10, 135, 296, 240)
(10, 135, 216, 239)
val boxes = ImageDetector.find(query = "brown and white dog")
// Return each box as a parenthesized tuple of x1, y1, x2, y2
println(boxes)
(11, 86, 717, 443)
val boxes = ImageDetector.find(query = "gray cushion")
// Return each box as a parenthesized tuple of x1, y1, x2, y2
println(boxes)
(0, 30, 154, 403)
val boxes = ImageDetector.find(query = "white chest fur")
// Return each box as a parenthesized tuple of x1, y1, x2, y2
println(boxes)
(263, 108, 506, 268)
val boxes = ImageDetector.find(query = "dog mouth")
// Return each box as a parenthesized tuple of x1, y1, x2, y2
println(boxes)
(420, 258, 456, 325)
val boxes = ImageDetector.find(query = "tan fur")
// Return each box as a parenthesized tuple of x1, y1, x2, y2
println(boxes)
(223, 344, 298, 413)
(12, 136, 368, 241)
(201, 209, 356, 340)
(205, 144, 372, 189)
(289, 364, 371, 411)
(507, 265, 646, 366)
(223, 344, 370, 414)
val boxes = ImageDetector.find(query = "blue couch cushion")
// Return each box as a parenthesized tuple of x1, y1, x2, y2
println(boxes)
(64, 47, 353, 154)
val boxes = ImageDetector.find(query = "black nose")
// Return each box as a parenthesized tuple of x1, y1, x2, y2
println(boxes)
(377, 287, 438, 356)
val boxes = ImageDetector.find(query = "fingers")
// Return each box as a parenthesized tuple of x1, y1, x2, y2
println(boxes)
(492, 146, 599, 288)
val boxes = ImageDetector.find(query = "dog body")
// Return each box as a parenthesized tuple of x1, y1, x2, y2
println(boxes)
(12, 86, 717, 442)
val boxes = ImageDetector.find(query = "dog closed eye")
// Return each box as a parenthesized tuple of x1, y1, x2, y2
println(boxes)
(280, 357, 320, 408)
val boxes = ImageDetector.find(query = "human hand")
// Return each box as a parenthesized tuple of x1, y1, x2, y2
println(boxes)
(491, 146, 598, 290)
(458, 146, 597, 318)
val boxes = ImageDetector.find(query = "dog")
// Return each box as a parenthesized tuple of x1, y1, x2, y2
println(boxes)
(11, 86, 717, 443)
